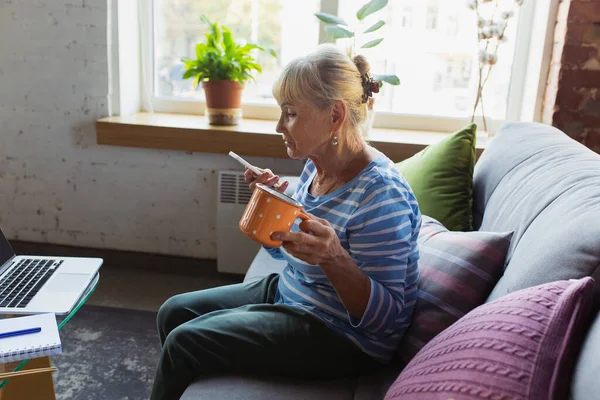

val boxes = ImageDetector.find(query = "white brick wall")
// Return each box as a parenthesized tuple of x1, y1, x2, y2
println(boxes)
(0, 0, 301, 259)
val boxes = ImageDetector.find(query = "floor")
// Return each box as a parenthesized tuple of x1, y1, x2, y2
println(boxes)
(53, 305, 161, 400)
(10, 240, 245, 312)
(86, 265, 243, 312)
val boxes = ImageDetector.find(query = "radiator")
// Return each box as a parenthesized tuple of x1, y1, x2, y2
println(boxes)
(216, 171, 260, 274)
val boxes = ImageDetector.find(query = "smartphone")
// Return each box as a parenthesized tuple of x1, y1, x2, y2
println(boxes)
(228, 151, 263, 176)
(229, 151, 285, 189)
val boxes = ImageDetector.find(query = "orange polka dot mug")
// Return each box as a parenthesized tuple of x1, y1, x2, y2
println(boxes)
(239, 183, 311, 247)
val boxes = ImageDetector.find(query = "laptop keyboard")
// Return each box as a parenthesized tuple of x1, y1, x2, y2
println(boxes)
(0, 258, 61, 308)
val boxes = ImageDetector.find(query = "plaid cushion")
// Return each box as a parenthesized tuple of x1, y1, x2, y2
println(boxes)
(397, 216, 512, 363)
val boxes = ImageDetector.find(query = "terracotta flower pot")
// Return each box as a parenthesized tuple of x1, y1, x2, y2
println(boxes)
(202, 80, 244, 126)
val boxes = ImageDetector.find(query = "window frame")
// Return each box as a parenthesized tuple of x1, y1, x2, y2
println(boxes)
(425, 6, 438, 31)
(118, 0, 559, 133)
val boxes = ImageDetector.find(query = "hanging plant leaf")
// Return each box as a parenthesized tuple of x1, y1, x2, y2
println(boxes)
(373, 74, 400, 85)
(356, 0, 389, 21)
(325, 26, 355, 39)
(361, 38, 384, 48)
(364, 20, 385, 33)
(315, 12, 348, 26)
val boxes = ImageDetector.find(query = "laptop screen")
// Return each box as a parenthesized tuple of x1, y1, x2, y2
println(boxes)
(0, 229, 15, 267)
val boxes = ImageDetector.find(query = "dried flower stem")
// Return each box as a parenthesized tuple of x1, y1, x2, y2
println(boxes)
(471, 3, 487, 128)
(471, 63, 484, 128)
(470, 0, 515, 132)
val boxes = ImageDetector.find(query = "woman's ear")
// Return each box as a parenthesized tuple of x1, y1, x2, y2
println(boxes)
(330, 100, 347, 132)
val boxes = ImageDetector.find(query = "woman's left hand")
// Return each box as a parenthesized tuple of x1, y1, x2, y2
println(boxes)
(271, 215, 347, 266)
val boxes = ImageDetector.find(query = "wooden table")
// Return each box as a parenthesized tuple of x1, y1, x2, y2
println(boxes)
(0, 357, 56, 400)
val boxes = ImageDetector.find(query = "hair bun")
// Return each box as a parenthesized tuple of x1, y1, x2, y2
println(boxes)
(352, 54, 370, 76)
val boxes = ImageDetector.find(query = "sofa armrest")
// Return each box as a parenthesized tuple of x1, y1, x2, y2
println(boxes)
(243, 247, 288, 283)
(282, 176, 300, 197)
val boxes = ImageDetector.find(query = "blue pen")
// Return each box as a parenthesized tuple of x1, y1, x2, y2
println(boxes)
(0, 327, 41, 339)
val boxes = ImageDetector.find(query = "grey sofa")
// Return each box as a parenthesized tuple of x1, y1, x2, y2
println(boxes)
(182, 122, 600, 399)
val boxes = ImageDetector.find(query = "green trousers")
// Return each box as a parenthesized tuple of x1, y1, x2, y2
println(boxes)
(150, 273, 378, 400)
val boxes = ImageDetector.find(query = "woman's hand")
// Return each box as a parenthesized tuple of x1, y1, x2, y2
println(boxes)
(274, 213, 371, 320)
(244, 168, 289, 193)
(272, 215, 346, 266)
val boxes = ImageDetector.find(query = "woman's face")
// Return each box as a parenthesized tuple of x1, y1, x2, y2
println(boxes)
(275, 101, 331, 160)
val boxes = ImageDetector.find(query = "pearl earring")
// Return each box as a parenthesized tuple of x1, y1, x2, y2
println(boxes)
(332, 136, 339, 146)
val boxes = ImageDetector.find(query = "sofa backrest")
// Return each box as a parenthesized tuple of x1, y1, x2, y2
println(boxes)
(473, 122, 600, 302)
(472, 122, 600, 400)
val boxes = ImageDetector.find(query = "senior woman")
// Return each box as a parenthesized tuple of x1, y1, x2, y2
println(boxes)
(151, 44, 421, 400)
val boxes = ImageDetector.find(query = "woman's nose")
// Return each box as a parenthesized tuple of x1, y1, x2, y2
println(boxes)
(275, 117, 284, 134)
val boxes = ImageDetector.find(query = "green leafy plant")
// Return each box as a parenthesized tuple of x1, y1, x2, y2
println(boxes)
(181, 15, 276, 88)
(315, 0, 399, 86)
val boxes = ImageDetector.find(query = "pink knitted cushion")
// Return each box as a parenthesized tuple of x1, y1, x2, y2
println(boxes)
(386, 277, 595, 400)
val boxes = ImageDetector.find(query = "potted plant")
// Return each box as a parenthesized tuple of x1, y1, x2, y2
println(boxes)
(181, 15, 275, 126)
(315, 0, 400, 134)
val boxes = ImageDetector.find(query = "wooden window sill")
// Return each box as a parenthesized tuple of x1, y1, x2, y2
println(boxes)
(96, 112, 486, 162)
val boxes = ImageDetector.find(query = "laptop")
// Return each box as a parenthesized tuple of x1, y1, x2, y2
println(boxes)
(0, 228, 102, 315)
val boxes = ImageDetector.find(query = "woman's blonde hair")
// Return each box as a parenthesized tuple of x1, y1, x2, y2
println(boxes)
(273, 44, 373, 133)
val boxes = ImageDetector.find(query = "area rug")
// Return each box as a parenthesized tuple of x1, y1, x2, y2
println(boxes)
(53, 305, 161, 400)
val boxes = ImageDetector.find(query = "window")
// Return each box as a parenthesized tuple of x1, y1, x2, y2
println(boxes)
(447, 14, 459, 36)
(399, 7, 413, 29)
(137, 0, 549, 131)
(153, 0, 321, 105)
(426, 8, 438, 30)
(336, 0, 520, 119)
(433, 56, 472, 92)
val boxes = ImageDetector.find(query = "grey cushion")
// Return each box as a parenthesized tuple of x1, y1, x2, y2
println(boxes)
(181, 368, 403, 400)
(472, 122, 600, 303)
(181, 376, 355, 400)
(353, 366, 404, 400)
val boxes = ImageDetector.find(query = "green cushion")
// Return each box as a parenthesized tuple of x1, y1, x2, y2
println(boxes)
(395, 124, 477, 232)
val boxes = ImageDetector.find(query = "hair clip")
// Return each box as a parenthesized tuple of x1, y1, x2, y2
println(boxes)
(361, 74, 380, 103)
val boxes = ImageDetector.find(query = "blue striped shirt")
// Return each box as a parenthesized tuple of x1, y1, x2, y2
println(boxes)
(267, 150, 421, 363)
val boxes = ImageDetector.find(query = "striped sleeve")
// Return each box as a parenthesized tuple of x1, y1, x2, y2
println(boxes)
(264, 246, 285, 260)
(346, 180, 418, 335)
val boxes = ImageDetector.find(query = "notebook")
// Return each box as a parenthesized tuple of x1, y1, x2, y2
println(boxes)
(0, 313, 62, 363)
